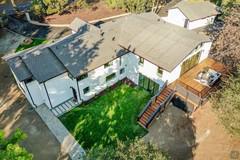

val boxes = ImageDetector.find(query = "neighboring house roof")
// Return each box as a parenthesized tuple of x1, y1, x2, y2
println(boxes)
(3, 12, 210, 83)
(172, 1, 218, 21)
(7, 57, 32, 82)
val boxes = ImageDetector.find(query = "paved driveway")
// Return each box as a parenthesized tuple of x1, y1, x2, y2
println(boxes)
(0, 59, 67, 160)
(144, 104, 196, 160)
(0, 28, 25, 55)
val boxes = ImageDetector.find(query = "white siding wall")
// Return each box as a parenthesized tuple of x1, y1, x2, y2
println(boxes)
(162, 41, 211, 83)
(43, 73, 74, 107)
(188, 16, 216, 30)
(161, 8, 187, 27)
(15, 41, 211, 109)
(78, 56, 128, 101)
(26, 80, 44, 106)
(125, 52, 165, 88)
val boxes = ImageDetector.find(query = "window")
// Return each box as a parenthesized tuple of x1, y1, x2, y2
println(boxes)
(77, 73, 88, 81)
(83, 86, 90, 94)
(139, 57, 144, 65)
(157, 67, 163, 77)
(104, 62, 113, 68)
(120, 68, 125, 74)
(106, 73, 116, 82)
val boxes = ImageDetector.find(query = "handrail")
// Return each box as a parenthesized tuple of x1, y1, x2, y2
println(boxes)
(137, 80, 168, 120)
(146, 89, 175, 128)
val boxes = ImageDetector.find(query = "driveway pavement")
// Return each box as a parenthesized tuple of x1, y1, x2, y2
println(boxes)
(0, 58, 67, 160)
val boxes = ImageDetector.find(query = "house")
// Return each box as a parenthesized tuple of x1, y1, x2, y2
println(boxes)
(3, 12, 213, 128)
(162, 1, 219, 30)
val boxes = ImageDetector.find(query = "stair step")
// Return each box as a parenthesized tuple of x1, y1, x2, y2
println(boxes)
(139, 119, 147, 126)
(55, 108, 62, 114)
(62, 104, 69, 111)
(59, 105, 66, 112)
(142, 114, 149, 120)
(52, 109, 58, 116)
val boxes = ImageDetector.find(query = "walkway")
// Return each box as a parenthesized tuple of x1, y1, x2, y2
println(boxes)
(51, 98, 79, 117)
(36, 104, 85, 160)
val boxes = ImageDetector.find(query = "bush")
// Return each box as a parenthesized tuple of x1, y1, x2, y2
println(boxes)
(86, 138, 169, 160)
(211, 67, 240, 136)
(0, 129, 33, 160)
(105, 0, 153, 13)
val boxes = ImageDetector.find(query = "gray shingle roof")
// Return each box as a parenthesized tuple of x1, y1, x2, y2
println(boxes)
(69, 18, 88, 32)
(7, 57, 32, 82)
(173, 1, 218, 21)
(21, 48, 66, 83)
(4, 12, 211, 83)
(50, 30, 126, 78)
(101, 13, 210, 71)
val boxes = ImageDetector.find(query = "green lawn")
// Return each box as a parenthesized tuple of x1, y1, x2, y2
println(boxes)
(60, 83, 151, 149)
(15, 38, 48, 52)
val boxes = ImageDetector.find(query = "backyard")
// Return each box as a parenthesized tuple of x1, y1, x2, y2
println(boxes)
(60, 83, 151, 149)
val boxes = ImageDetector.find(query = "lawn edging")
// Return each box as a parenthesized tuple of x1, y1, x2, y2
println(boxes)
(36, 104, 85, 160)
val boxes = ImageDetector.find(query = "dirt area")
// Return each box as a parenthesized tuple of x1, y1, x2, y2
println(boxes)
(0, 58, 68, 160)
(44, 1, 125, 24)
(144, 104, 196, 160)
(145, 102, 240, 160)
(192, 103, 240, 160)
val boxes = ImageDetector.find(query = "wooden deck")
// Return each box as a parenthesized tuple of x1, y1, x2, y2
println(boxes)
(172, 58, 228, 99)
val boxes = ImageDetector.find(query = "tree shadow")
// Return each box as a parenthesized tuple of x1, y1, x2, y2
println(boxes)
(0, 58, 68, 160)
(6, 14, 71, 40)
(144, 103, 197, 160)
(60, 84, 150, 150)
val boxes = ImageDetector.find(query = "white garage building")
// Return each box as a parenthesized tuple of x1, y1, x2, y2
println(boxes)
(162, 1, 219, 30)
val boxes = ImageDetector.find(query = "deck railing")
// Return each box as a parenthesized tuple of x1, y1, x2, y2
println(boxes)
(137, 81, 168, 120)
(145, 89, 175, 128)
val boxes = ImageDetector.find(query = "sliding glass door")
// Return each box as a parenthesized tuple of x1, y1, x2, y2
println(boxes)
(138, 73, 159, 95)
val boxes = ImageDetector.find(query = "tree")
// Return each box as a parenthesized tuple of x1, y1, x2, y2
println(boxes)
(210, 4, 240, 70)
(0, 129, 33, 160)
(31, 0, 69, 16)
(105, 0, 153, 13)
(211, 66, 240, 136)
(86, 138, 169, 160)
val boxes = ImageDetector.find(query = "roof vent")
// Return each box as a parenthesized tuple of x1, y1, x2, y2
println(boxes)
(157, 18, 160, 21)
(112, 36, 115, 41)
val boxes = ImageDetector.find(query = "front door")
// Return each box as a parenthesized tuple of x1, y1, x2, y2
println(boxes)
(138, 73, 159, 95)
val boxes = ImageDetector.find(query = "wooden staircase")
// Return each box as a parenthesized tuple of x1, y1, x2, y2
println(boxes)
(138, 83, 175, 129)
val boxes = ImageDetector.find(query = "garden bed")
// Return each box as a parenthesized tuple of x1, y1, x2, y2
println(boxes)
(60, 83, 150, 149)
(15, 38, 48, 52)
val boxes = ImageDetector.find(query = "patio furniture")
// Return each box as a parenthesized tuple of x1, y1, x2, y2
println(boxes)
(195, 68, 221, 87)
